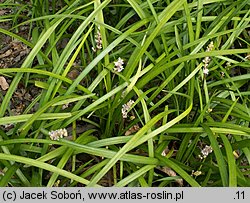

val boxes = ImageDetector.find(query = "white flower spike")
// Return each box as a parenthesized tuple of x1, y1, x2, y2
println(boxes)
(92, 27, 102, 52)
(203, 68, 209, 75)
(49, 128, 68, 140)
(202, 41, 214, 76)
(113, 57, 124, 72)
(121, 100, 134, 118)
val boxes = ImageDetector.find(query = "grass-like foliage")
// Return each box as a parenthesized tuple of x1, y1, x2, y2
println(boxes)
(0, 0, 249, 187)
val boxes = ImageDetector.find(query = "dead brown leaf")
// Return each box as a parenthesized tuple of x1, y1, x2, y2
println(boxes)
(0, 9, 10, 16)
(160, 167, 183, 186)
(125, 124, 140, 136)
(67, 69, 80, 80)
(0, 49, 12, 58)
(0, 76, 9, 90)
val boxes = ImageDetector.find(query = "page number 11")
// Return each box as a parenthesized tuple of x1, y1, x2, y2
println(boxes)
(235, 191, 245, 200)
